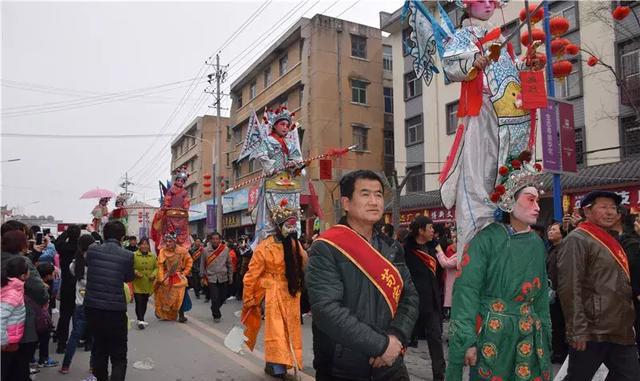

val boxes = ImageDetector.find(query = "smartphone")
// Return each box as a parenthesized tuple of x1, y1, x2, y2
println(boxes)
(36, 232, 43, 245)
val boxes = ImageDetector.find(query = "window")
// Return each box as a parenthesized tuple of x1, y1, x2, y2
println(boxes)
(226, 125, 231, 141)
(620, 39, 640, 106)
(402, 28, 413, 56)
(352, 124, 369, 151)
(504, 20, 522, 57)
(351, 34, 367, 59)
(554, 60, 581, 98)
(226, 153, 230, 167)
(236, 94, 243, 109)
(299, 87, 304, 107)
(406, 165, 424, 193)
(351, 79, 368, 104)
(384, 130, 394, 157)
(279, 54, 288, 76)
(446, 102, 459, 135)
(249, 81, 257, 99)
(299, 39, 304, 61)
(187, 184, 195, 199)
(405, 114, 423, 146)
(248, 158, 255, 173)
(234, 162, 242, 180)
(383, 45, 393, 72)
(232, 125, 242, 143)
(574, 126, 585, 165)
(384, 87, 393, 114)
(404, 71, 422, 99)
(263, 66, 272, 88)
(621, 116, 640, 158)
(550, 2, 579, 33)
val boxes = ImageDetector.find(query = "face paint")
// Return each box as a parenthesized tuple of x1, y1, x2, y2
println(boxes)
(468, 0, 497, 21)
(279, 217, 298, 237)
(511, 186, 540, 227)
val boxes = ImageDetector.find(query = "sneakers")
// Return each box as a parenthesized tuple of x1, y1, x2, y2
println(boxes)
(30, 367, 40, 375)
(59, 367, 70, 374)
(138, 322, 145, 329)
(39, 358, 60, 368)
(213, 317, 221, 323)
(82, 375, 98, 381)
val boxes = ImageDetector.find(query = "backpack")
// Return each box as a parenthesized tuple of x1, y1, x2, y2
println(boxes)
(25, 296, 52, 334)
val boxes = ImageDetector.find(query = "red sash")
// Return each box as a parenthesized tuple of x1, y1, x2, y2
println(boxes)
(191, 247, 202, 262)
(316, 225, 404, 317)
(577, 221, 630, 280)
(269, 132, 289, 156)
(205, 244, 226, 269)
(413, 249, 437, 275)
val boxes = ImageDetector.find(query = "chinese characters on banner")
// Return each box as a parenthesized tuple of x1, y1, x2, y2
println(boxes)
(540, 98, 576, 173)
(384, 207, 455, 225)
(570, 186, 640, 213)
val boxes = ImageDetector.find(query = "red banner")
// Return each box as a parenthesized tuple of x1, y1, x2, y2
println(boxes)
(319, 159, 332, 180)
(569, 186, 640, 213)
(384, 207, 455, 226)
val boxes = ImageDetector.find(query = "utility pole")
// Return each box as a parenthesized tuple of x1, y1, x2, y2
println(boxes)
(120, 172, 134, 199)
(391, 169, 414, 232)
(206, 54, 227, 234)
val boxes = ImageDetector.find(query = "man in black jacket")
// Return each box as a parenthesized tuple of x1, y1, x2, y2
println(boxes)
(54, 224, 81, 353)
(306, 170, 418, 381)
(404, 216, 446, 381)
(84, 221, 134, 381)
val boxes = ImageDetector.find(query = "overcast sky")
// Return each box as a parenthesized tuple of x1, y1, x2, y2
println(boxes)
(1, 0, 404, 223)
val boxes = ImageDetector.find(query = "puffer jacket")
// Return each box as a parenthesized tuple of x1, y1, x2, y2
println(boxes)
(306, 221, 418, 381)
(1, 252, 48, 343)
(84, 239, 134, 311)
(556, 227, 636, 345)
(1, 277, 26, 345)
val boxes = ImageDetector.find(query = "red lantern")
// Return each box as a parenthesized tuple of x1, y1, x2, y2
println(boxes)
(203, 173, 212, 180)
(549, 16, 570, 37)
(552, 60, 573, 79)
(587, 56, 599, 67)
(519, 4, 544, 24)
(534, 52, 547, 67)
(203, 189, 212, 195)
(564, 43, 579, 56)
(520, 28, 546, 47)
(613, 6, 631, 21)
(550, 39, 568, 57)
(203, 181, 212, 188)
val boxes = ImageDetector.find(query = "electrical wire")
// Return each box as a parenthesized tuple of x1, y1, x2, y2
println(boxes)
(216, 0, 274, 54)
(1, 133, 178, 139)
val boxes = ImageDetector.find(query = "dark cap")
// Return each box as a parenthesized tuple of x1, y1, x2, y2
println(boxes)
(580, 190, 622, 209)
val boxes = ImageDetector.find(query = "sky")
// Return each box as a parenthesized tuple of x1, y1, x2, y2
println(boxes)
(1, 0, 404, 222)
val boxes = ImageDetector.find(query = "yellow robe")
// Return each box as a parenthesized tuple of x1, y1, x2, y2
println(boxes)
(154, 246, 192, 321)
(242, 236, 307, 369)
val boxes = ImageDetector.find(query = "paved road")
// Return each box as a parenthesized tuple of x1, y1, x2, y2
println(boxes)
(35, 289, 577, 381)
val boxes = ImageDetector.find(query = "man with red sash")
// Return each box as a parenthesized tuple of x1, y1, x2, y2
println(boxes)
(200, 232, 232, 322)
(557, 190, 640, 380)
(188, 237, 203, 299)
(403, 216, 446, 381)
(306, 170, 418, 381)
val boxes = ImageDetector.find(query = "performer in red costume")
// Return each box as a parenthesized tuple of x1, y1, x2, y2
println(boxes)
(152, 166, 191, 250)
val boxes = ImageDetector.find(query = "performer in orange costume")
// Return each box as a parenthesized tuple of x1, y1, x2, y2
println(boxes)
(154, 233, 193, 323)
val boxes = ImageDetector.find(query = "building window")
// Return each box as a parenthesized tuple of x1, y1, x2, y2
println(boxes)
(226, 153, 230, 167)
(405, 114, 423, 146)
(383, 45, 393, 72)
(384, 130, 394, 157)
(233, 125, 242, 143)
(352, 124, 369, 151)
(404, 71, 422, 99)
(248, 158, 255, 173)
(187, 184, 195, 199)
(621, 116, 640, 158)
(620, 39, 640, 107)
(575, 126, 584, 166)
(264, 66, 272, 88)
(351, 34, 367, 59)
(234, 162, 242, 180)
(550, 2, 579, 33)
(503, 20, 522, 56)
(299, 87, 304, 107)
(299, 39, 304, 61)
(279, 54, 288, 76)
(554, 60, 581, 98)
(236, 94, 243, 109)
(351, 79, 368, 105)
(402, 28, 413, 56)
(406, 165, 424, 193)
(446, 101, 459, 135)
(384, 87, 393, 114)
(249, 81, 257, 99)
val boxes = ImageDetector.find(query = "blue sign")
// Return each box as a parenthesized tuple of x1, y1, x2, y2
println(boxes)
(222, 188, 249, 214)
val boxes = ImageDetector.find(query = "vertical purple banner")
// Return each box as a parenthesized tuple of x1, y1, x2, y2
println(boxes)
(540, 102, 561, 172)
(206, 204, 216, 231)
(139, 227, 148, 239)
(558, 102, 577, 173)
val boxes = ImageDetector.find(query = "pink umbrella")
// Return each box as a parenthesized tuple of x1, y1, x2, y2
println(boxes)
(80, 188, 116, 200)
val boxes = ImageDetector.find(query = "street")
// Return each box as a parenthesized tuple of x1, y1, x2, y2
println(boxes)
(34, 290, 590, 381)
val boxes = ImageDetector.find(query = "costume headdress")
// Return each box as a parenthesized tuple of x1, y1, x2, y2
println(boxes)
(164, 232, 177, 241)
(174, 165, 190, 182)
(115, 193, 128, 207)
(270, 198, 300, 225)
(263, 105, 295, 129)
(488, 151, 543, 213)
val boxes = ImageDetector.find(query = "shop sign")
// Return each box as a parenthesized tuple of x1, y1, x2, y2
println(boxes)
(569, 186, 640, 212)
(222, 213, 241, 228)
(384, 207, 455, 225)
(223, 188, 249, 213)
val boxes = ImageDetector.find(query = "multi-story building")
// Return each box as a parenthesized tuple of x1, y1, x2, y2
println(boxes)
(226, 14, 386, 238)
(380, 1, 640, 226)
(170, 114, 230, 238)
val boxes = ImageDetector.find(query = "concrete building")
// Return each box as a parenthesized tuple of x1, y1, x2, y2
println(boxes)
(226, 14, 387, 237)
(380, 1, 640, 225)
(170, 114, 231, 238)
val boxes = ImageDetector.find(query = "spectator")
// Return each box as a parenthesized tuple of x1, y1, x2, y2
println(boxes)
(545, 222, 568, 363)
(381, 223, 396, 241)
(442, 233, 458, 320)
(59, 233, 96, 374)
(621, 213, 640, 360)
(126, 236, 138, 252)
(1, 225, 49, 381)
(54, 224, 81, 354)
(1, 255, 29, 379)
(188, 238, 204, 299)
(33, 262, 57, 368)
(132, 237, 157, 329)
(200, 232, 232, 323)
(236, 235, 252, 301)
(84, 221, 134, 381)
(556, 191, 640, 380)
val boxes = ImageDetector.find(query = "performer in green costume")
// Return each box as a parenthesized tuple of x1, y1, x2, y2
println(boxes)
(447, 151, 552, 381)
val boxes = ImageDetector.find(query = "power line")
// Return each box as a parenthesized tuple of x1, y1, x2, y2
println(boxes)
(217, 0, 273, 54)
(1, 133, 178, 139)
